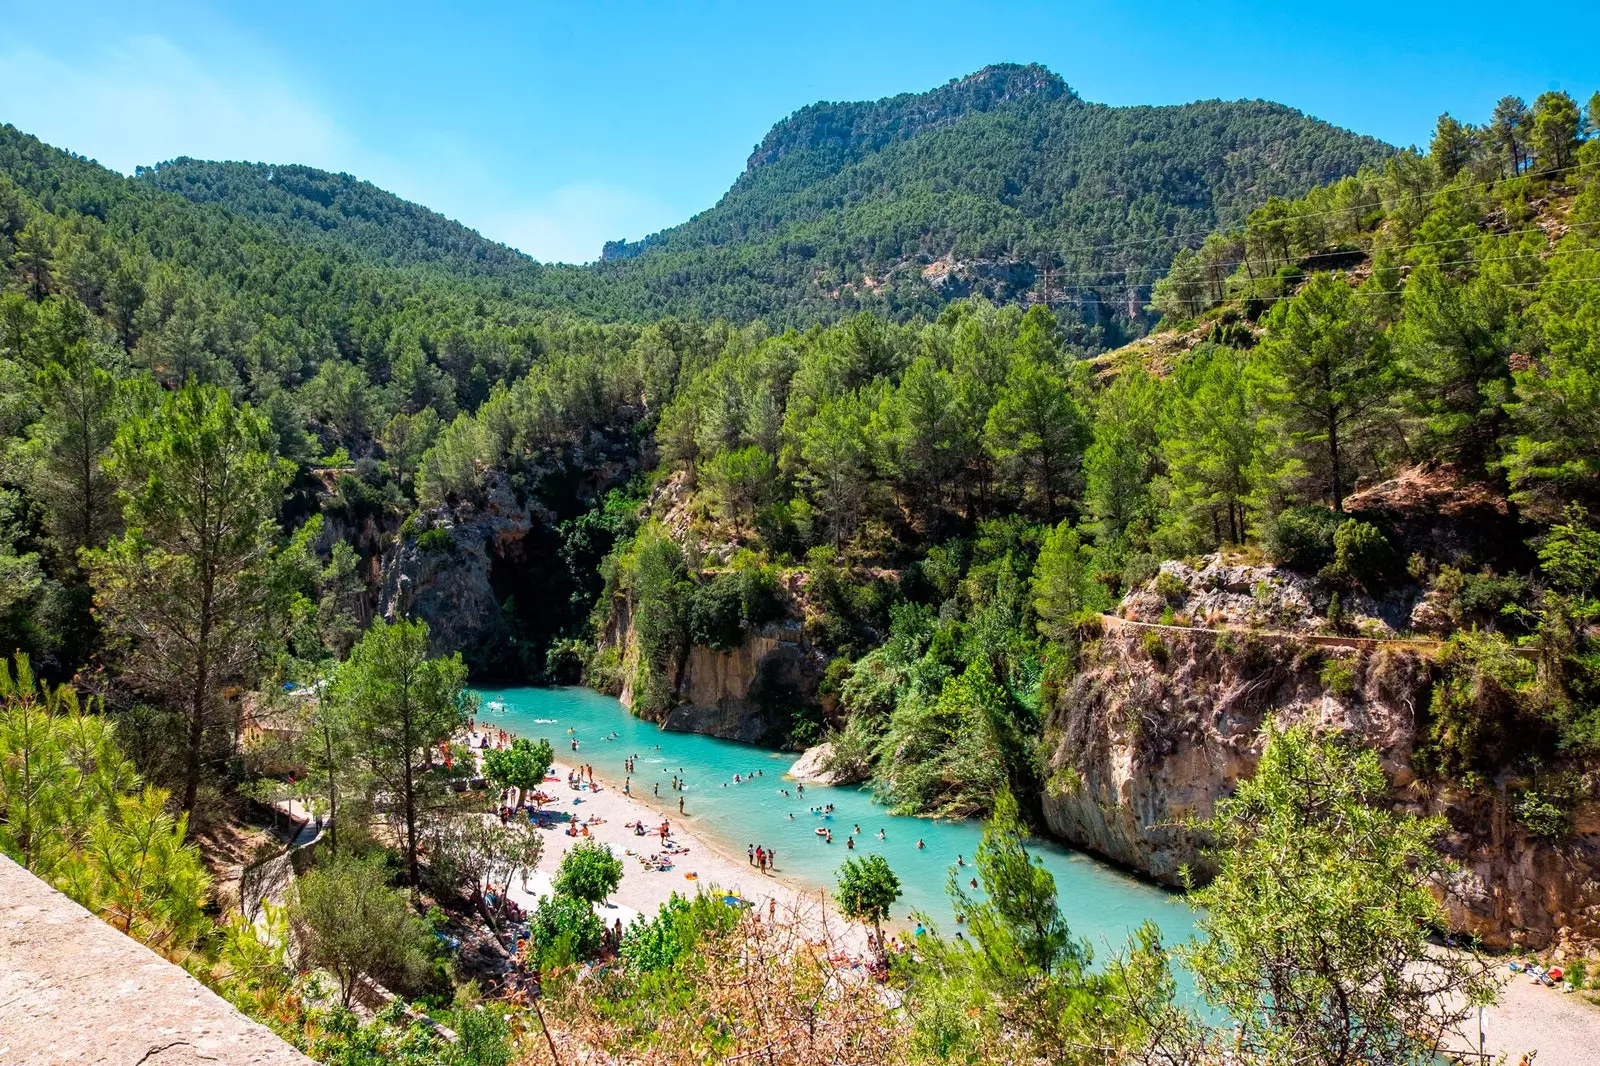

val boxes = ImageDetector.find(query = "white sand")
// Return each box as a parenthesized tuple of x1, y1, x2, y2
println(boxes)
(472, 742, 866, 953)
(1442, 968, 1600, 1066)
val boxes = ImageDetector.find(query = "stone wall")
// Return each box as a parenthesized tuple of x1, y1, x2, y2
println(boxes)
(0, 853, 313, 1065)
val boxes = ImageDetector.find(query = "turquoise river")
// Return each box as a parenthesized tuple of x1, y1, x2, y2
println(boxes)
(476, 685, 1197, 962)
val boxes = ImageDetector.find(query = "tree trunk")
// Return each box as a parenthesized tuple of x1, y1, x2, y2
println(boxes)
(323, 722, 338, 855)
(1328, 408, 1343, 513)
(184, 644, 208, 818)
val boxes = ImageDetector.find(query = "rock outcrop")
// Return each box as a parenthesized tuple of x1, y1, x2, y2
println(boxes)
(788, 742, 869, 786)
(379, 469, 536, 669)
(1042, 569, 1600, 949)
(622, 621, 825, 746)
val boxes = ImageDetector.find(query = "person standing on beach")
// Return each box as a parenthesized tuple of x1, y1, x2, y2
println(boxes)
(748, 845, 755, 865)
(654, 782, 659, 797)
(678, 795, 684, 814)
(768, 847, 776, 870)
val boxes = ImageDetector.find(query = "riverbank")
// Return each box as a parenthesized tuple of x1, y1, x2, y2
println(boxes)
(471, 688, 1600, 1063)
(468, 729, 870, 953)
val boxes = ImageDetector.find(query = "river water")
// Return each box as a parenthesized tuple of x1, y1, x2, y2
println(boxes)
(476, 685, 1196, 963)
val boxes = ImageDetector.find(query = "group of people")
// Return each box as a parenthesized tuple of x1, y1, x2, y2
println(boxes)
(568, 765, 600, 790)
(747, 842, 778, 872)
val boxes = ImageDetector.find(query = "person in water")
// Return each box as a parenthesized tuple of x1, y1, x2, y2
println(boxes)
(917, 838, 925, 849)
(846, 836, 854, 850)
(877, 828, 885, 839)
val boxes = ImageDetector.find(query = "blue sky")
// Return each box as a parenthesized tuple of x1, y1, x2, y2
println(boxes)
(2, 1, 1595, 263)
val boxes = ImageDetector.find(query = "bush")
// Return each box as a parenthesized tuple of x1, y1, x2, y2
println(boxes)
(1323, 520, 1394, 592)
(1262, 505, 1343, 572)
(1512, 790, 1569, 840)
(417, 527, 453, 553)
(1142, 630, 1169, 664)
(552, 839, 623, 903)
(620, 891, 740, 974)
(526, 893, 605, 963)
(1418, 631, 1534, 779)
(1154, 569, 1188, 605)
(1320, 656, 1356, 696)
(737, 563, 785, 628)
(687, 573, 743, 650)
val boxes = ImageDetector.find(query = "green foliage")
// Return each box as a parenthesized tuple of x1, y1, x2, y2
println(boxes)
(1182, 725, 1499, 1066)
(619, 890, 740, 975)
(0, 654, 211, 960)
(332, 618, 471, 885)
(834, 853, 902, 937)
(481, 736, 554, 793)
(83, 381, 292, 813)
(1153, 569, 1187, 605)
(1257, 273, 1396, 511)
(416, 527, 453, 553)
(1321, 519, 1394, 592)
(1318, 655, 1356, 696)
(686, 572, 744, 651)
(1420, 631, 1536, 779)
(1511, 789, 1570, 840)
(1261, 504, 1343, 572)
(527, 892, 606, 963)
(552, 838, 624, 903)
(289, 851, 435, 1007)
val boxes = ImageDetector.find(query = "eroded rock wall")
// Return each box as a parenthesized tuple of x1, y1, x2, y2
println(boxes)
(1042, 624, 1600, 949)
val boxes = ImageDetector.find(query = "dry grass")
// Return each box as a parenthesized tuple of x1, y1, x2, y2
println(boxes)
(513, 899, 904, 1066)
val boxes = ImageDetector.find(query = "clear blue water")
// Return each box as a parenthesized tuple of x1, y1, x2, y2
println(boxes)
(475, 685, 1197, 966)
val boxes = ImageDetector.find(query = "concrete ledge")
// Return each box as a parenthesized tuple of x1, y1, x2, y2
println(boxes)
(0, 853, 313, 1066)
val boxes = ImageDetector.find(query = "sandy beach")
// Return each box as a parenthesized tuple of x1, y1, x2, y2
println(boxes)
(469, 738, 870, 954)
(1445, 967, 1600, 1066)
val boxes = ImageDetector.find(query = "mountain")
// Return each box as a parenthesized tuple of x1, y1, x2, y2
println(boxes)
(133, 64, 1393, 339)
(136, 158, 538, 275)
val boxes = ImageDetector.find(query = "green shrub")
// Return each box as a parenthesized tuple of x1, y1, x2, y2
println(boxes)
(1143, 630, 1169, 664)
(1512, 790, 1569, 841)
(1320, 656, 1356, 696)
(552, 839, 623, 903)
(416, 528, 453, 553)
(1418, 631, 1535, 779)
(526, 894, 605, 963)
(687, 573, 743, 650)
(620, 891, 740, 975)
(1323, 520, 1395, 592)
(1154, 569, 1188, 605)
(737, 563, 784, 628)
(1262, 505, 1343, 572)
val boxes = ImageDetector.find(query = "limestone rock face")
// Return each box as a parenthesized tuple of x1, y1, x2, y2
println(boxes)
(662, 623, 825, 746)
(603, 603, 826, 747)
(1041, 620, 1600, 949)
(378, 469, 534, 669)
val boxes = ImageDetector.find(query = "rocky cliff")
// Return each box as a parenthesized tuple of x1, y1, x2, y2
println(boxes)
(378, 469, 536, 670)
(1041, 575, 1600, 950)
(601, 599, 826, 747)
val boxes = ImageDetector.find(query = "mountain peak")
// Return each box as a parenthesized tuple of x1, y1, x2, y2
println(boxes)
(745, 62, 1074, 174)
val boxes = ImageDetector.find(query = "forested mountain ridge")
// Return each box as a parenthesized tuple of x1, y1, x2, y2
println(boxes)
(588, 63, 1394, 335)
(137, 158, 542, 275)
(118, 63, 1391, 338)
